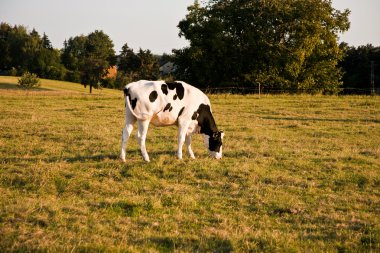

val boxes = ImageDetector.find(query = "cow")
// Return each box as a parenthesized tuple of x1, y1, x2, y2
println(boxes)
(120, 80, 224, 162)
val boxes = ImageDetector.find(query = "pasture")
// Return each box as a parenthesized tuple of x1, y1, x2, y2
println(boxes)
(0, 76, 379, 252)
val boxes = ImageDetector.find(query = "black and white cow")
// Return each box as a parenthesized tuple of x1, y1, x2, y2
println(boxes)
(120, 80, 224, 162)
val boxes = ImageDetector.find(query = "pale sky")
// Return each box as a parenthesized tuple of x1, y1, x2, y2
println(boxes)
(1, 0, 379, 55)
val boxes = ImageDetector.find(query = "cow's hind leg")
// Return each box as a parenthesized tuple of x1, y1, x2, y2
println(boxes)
(120, 117, 136, 162)
(137, 120, 150, 162)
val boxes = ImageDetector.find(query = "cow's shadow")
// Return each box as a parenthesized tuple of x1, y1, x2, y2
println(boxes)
(57, 150, 179, 163)
(61, 154, 120, 163)
(5, 149, 213, 165)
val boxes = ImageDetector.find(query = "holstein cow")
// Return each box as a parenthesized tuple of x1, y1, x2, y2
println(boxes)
(120, 80, 224, 162)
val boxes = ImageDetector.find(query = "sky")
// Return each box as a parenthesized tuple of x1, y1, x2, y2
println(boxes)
(1, 0, 379, 55)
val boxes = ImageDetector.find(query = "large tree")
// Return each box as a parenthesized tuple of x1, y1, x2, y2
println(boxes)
(116, 43, 159, 86)
(174, 0, 350, 93)
(62, 30, 115, 93)
(82, 30, 116, 93)
(339, 44, 380, 94)
(61, 35, 88, 83)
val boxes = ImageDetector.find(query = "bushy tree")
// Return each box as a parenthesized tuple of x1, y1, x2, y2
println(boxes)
(18, 71, 40, 89)
(136, 48, 160, 80)
(61, 36, 87, 83)
(174, 0, 350, 93)
(116, 43, 159, 87)
(62, 30, 116, 93)
(339, 44, 380, 94)
(82, 30, 116, 93)
(0, 23, 66, 79)
(118, 43, 140, 73)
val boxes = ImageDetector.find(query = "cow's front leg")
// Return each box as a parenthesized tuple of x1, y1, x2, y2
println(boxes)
(137, 120, 150, 162)
(177, 121, 190, 160)
(185, 134, 195, 159)
(177, 133, 185, 160)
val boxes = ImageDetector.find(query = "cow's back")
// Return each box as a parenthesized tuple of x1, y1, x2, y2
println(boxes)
(125, 80, 210, 126)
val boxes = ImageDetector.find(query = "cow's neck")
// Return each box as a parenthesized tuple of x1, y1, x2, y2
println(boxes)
(196, 104, 218, 136)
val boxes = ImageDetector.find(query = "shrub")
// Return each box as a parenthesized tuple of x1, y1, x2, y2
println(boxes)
(18, 72, 41, 89)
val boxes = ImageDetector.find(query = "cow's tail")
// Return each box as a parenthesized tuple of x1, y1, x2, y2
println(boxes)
(123, 87, 141, 120)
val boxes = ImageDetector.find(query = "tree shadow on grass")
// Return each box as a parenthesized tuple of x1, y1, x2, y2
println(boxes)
(0, 82, 51, 91)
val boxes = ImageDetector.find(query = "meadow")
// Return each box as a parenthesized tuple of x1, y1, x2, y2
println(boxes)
(0, 76, 379, 252)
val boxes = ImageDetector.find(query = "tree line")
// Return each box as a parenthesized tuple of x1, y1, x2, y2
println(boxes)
(0, 0, 379, 94)
(0, 22, 164, 93)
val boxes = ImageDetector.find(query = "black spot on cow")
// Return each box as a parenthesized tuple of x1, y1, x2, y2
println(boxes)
(131, 98, 137, 110)
(165, 82, 185, 100)
(163, 103, 171, 112)
(166, 82, 177, 90)
(209, 131, 223, 152)
(195, 104, 222, 152)
(173, 94, 178, 100)
(191, 112, 198, 120)
(123, 87, 129, 97)
(176, 83, 185, 100)
(123, 88, 129, 108)
(123, 87, 137, 110)
(195, 104, 218, 135)
(161, 84, 168, 95)
(149, 90, 158, 102)
(178, 107, 185, 118)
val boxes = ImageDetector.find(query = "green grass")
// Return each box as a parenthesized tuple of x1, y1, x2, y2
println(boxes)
(0, 76, 379, 252)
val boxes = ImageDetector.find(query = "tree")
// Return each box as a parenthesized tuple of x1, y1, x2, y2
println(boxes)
(61, 35, 87, 83)
(82, 30, 116, 93)
(42, 33, 53, 49)
(174, 0, 350, 93)
(339, 44, 380, 94)
(0, 22, 66, 79)
(118, 43, 140, 73)
(62, 30, 116, 93)
(116, 43, 159, 87)
(136, 48, 159, 80)
(0, 23, 13, 71)
(18, 71, 41, 89)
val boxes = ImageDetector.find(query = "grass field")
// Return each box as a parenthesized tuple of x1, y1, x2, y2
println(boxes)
(0, 76, 379, 252)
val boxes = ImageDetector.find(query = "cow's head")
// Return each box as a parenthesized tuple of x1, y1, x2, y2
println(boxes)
(203, 131, 224, 159)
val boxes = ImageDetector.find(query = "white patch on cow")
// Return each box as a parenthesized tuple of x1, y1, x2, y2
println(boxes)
(210, 150, 222, 159)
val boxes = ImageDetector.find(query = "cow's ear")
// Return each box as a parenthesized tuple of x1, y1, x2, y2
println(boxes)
(220, 131, 225, 139)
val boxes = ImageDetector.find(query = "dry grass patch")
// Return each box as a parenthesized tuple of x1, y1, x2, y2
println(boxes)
(0, 76, 379, 251)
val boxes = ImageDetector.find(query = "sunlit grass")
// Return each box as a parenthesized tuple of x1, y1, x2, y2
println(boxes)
(0, 76, 379, 251)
